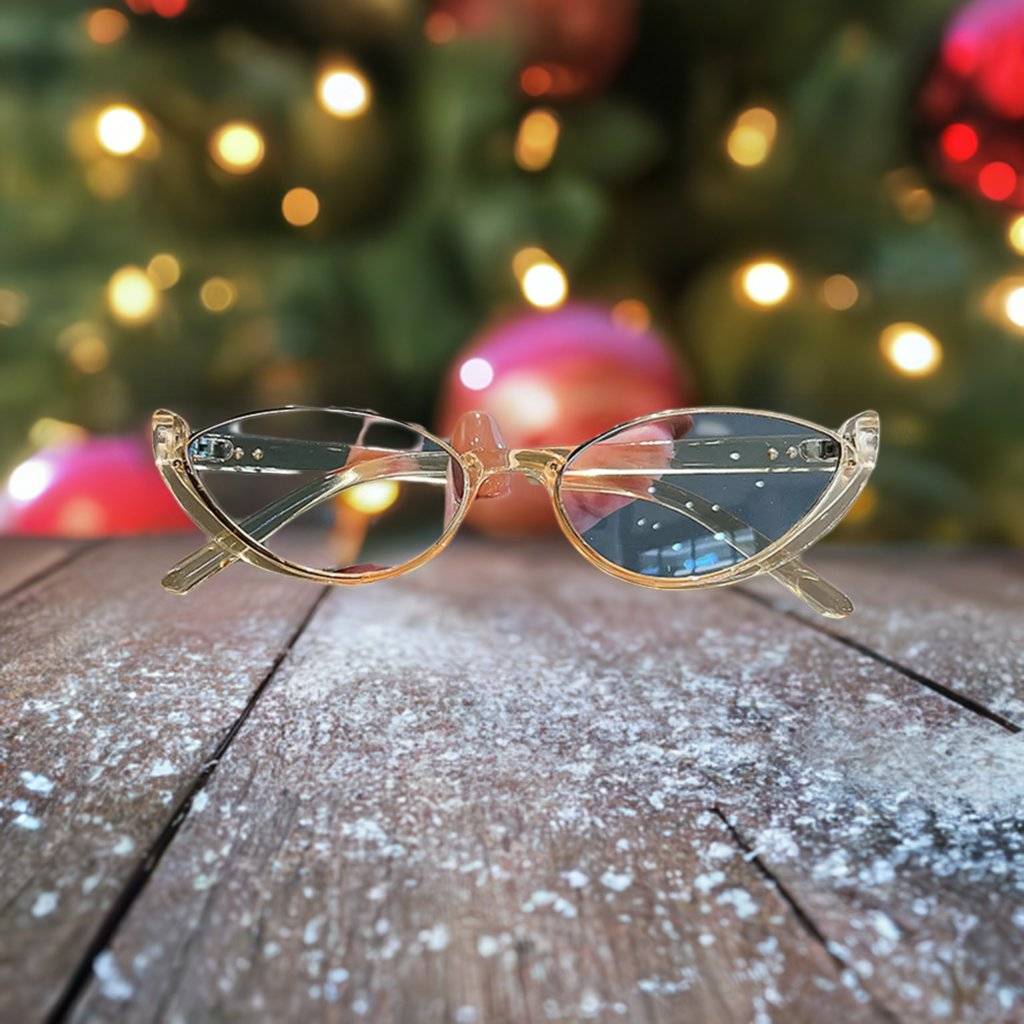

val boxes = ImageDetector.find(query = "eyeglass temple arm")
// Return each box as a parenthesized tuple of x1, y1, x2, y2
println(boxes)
(161, 450, 448, 595)
(563, 476, 852, 617)
(165, 444, 850, 616)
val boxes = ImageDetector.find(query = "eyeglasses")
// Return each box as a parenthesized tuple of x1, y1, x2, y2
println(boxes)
(152, 405, 879, 618)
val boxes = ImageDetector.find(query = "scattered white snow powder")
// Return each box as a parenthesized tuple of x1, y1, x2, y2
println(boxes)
(600, 871, 633, 893)
(148, 759, 175, 778)
(93, 951, 134, 1001)
(20, 771, 54, 795)
(31, 891, 58, 917)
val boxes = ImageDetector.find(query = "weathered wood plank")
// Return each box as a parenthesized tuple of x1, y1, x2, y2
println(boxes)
(0, 537, 81, 599)
(745, 549, 1024, 727)
(0, 536, 325, 1022)
(67, 544, 1023, 1023)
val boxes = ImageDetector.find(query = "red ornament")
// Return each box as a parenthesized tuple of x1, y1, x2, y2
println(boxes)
(437, 303, 693, 535)
(430, 0, 637, 99)
(0, 435, 193, 537)
(919, 0, 1024, 207)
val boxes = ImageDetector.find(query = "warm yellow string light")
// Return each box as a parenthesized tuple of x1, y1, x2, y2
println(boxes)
(282, 187, 320, 227)
(738, 259, 792, 306)
(209, 122, 265, 174)
(726, 107, 777, 168)
(515, 108, 560, 171)
(200, 277, 237, 313)
(107, 266, 159, 324)
(879, 323, 942, 377)
(147, 253, 181, 290)
(317, 66, 372, 119)
(96, 104, 146, 156)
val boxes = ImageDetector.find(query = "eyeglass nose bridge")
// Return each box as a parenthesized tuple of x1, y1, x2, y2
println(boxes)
(462, 446, 566, 489)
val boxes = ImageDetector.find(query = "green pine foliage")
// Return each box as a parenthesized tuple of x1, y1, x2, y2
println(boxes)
(1, 0, 1022, 541)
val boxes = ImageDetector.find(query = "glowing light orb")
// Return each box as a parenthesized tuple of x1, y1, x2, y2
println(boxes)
(726, 107, 778, 168)
(210, 122, 265, 174)
(147, 253, 180, 290)
(879, 323, 942, 377)
(7, 458, 55, 504)
(821, 274, 859, 311)
(86, 8, 129, 44)
(1005, 285, 1024, 327)
(96, 105, 146, 156)
(107, 266, 159, 324)
(200, 277, 237, 313)
(1007, 215, 1024, 254)
(282, 187, 320, 227)
(459, 357, 494, 391)
(740, 260, 792, 306)
(515, 108, 560, 172)
(611, 299, 651, 333)
(317, 67, 371, 119)
(521, 261, 568, 310)
(342, 480, 400, 515)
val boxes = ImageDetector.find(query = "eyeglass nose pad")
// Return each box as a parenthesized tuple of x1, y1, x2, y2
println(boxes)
(450, 410, 511, 499)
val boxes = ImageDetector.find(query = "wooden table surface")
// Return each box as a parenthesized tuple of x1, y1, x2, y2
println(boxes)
(1, 536, 1022, 1024)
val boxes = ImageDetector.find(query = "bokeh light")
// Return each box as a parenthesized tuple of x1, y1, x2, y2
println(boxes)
(879, 323, 942, 377)
(209, 122, 265, 174)
(739, 260, 792, 306)
(342, 480, 400, 515)
(317, 66, 371, 119)
(611, 299, 651, 333)
(726, 107, 777, 167)
(521, 260, 568, 309)
(978, 161, 1017, 201)
(940, 122, 978, 162)
(282, 187, 320, 227)
(821, 274, 859, 310)
(147, 253, 181, 289)
(424, 11, 457, 44)
(6, 457, 54, 504)
(151, 0, 188, 15)
(459, 357, 494, 391)
(515, 108, 560, 171)
(1004, 285, 1024, 327)
(85, 8, 129, 44)
(107, 266, 159, 324)
(59, 322, 110, 374)
(0, 289, 28, 327)
(200, 277, 237, 313)
(511, 246, 549, 281)
(1007, 215, 1024, 254)
(28, 418, 87, 449)
(520, 66, 554, 97)
(96, 105, 146, 156)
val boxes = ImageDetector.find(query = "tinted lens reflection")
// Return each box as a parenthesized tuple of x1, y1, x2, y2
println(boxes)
(559, 413, 839, 579)
(187, 409, 464, 573)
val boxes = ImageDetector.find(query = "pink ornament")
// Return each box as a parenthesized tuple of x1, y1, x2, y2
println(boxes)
(0, 435, 193, 537)
(437, 303, 693, 535)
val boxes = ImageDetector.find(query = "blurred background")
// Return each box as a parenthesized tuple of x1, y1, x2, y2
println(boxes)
(2, 0, 1024, 543)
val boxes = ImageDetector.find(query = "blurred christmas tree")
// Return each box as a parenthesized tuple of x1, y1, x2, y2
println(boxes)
(1, 0, 1023, 542)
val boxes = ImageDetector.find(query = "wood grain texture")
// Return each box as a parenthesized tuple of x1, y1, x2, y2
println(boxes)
(0, 537, 82, 599)
(0, 536, 325, 1022)
(745, 549, 1024, 727)
(57, 543, 1023, 1024)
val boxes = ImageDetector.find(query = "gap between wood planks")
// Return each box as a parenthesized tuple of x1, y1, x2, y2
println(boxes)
(14, 545, 1012, 1022)
(0, 540, 107, 607)
(735, 587, 1022, 734)
(44, 585, 332, 1024)
(710, 807, 903, 1024)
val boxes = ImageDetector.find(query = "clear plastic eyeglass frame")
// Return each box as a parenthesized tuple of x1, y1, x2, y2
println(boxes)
(152, 405, 879, 619)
